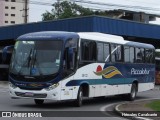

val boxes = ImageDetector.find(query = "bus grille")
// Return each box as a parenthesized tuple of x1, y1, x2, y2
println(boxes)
(15, 92, 47, 98)
(19, 87, 43, 91)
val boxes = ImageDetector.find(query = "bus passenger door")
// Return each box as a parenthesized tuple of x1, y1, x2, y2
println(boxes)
(61, 39, 78, 100)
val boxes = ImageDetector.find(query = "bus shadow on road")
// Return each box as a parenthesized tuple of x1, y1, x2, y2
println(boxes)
(13, 95, 149, 110)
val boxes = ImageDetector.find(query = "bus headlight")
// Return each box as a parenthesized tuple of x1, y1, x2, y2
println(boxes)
(9, 82, 17, 89)
(45, 83, 59, 91)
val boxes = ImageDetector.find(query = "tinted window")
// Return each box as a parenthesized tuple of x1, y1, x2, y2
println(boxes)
(146, 49, 154, 64)
(111, 44, 122, 62)
(97, 43, 104, 62)
(104, 43, 110, 62)
(135, 48, 144, 63)
(130, 47, 135, 63)
(81, 40, 97, 61)
(124, 46, 130, 62)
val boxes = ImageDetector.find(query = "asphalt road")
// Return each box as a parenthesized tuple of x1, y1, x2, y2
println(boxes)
(0, 83, 160, 120)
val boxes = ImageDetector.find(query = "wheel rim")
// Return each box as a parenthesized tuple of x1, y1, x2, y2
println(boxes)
(79, 90, 83, 105)
(131, 88, 136, 98)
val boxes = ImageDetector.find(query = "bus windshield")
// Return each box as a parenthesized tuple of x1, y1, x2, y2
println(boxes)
(10, 40, 63, 76)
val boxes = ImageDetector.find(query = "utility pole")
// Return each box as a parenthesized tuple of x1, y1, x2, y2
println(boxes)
(57, 0, 60, 18)
(24, 0, 28, 23)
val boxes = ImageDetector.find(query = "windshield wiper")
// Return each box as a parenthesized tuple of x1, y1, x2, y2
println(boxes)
(17, 49, 32, 75)
(31, 50, 43, 76)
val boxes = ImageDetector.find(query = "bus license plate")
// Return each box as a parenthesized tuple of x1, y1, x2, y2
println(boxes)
(25, 92, 34, 97)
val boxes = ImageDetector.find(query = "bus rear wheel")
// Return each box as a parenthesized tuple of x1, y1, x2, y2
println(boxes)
(127, 83, 137, 101)
(75, 87, 83, 107)
(34, 99, 44, 105)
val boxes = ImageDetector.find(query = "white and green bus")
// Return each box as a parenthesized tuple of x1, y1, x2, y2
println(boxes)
(9, 31, 155, 106)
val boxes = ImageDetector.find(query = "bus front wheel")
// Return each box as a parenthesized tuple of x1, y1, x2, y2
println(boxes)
(34, 99, 44, 105)
(127, 83, 137, 101)
(75, 87, 83, 107)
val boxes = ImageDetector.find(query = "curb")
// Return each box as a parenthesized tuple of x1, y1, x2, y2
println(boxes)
(114, 102, 154, 120)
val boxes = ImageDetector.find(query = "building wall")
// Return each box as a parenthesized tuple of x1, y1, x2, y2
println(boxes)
(0, 1, 5, 25)
(0, 0, 29, 26)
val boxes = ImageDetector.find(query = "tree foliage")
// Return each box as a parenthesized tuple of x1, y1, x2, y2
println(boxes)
(42, 1, 123, 21)
(42, 1, 94, 21)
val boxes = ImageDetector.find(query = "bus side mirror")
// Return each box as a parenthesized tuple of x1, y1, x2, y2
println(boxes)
(2, 45, 14, 63)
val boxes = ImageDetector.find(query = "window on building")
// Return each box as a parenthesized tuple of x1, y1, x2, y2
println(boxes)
(5, 0, 9, 2)
(5, 21, 8, 23)
(5, 14, 8, 16)
(11, 14, 15, 17)
(11, 21, 15, 24)
(11, 7, 16, 9)
(11, 0, 16, 2)
(81, 40, 97, 61)
(5, 6, 9, 9)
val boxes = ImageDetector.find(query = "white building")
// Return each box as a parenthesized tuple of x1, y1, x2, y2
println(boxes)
(0, 0, 29, 26)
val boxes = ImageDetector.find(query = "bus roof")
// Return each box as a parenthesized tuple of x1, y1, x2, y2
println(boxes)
(17, 31, 79, 41)
(17, 31, 154, 49)
(78, 32, 155, 49)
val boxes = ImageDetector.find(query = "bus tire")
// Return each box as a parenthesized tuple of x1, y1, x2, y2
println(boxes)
(34, 99, 44, 105)
(127, 83, 137, 101)
(75, 87, 83, 107)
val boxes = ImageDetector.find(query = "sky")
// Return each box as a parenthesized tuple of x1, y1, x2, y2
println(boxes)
(29, 0, 160, 24)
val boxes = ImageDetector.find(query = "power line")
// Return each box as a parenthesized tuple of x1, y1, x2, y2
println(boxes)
(1, 0, 160, 14)
(70, 0, 160, 11)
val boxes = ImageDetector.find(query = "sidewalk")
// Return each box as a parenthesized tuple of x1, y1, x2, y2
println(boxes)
(115, 100, 160, 120)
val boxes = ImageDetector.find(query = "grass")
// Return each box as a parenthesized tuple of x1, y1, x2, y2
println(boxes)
(145, 100, 160, 111)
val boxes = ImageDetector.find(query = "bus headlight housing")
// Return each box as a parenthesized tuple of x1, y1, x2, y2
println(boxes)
(45, 83, 59, 91)
(9, 82, 17, 89)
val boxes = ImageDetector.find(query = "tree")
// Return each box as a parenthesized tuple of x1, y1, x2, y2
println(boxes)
(42, 1, 94, 21)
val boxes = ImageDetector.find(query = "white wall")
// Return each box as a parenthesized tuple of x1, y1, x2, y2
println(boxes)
(0, 0, 29, 26)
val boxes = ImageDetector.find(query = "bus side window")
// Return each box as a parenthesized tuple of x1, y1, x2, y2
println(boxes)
(135, 48, 144, 63)
(111, 44, 116, 62)
(81, 40, 97, 61)
(145, 49, 154, 64)
(104, 43, 110, 62)
(97, 42, 104, 62)
(124, 46, 130, 63)
(111, 44, 122, 62)
(130, 47, 134, 63)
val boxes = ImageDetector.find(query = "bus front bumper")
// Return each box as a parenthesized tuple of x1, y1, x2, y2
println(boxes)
(9, 86, 61, 100)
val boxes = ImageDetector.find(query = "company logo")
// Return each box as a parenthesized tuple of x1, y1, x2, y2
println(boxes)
(31, 68, 37, 75)
(94, 65, 123, 78)
(131, 68, 150, 75)
(2, 112, 11, 117)
(29, 83, 43, 87)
